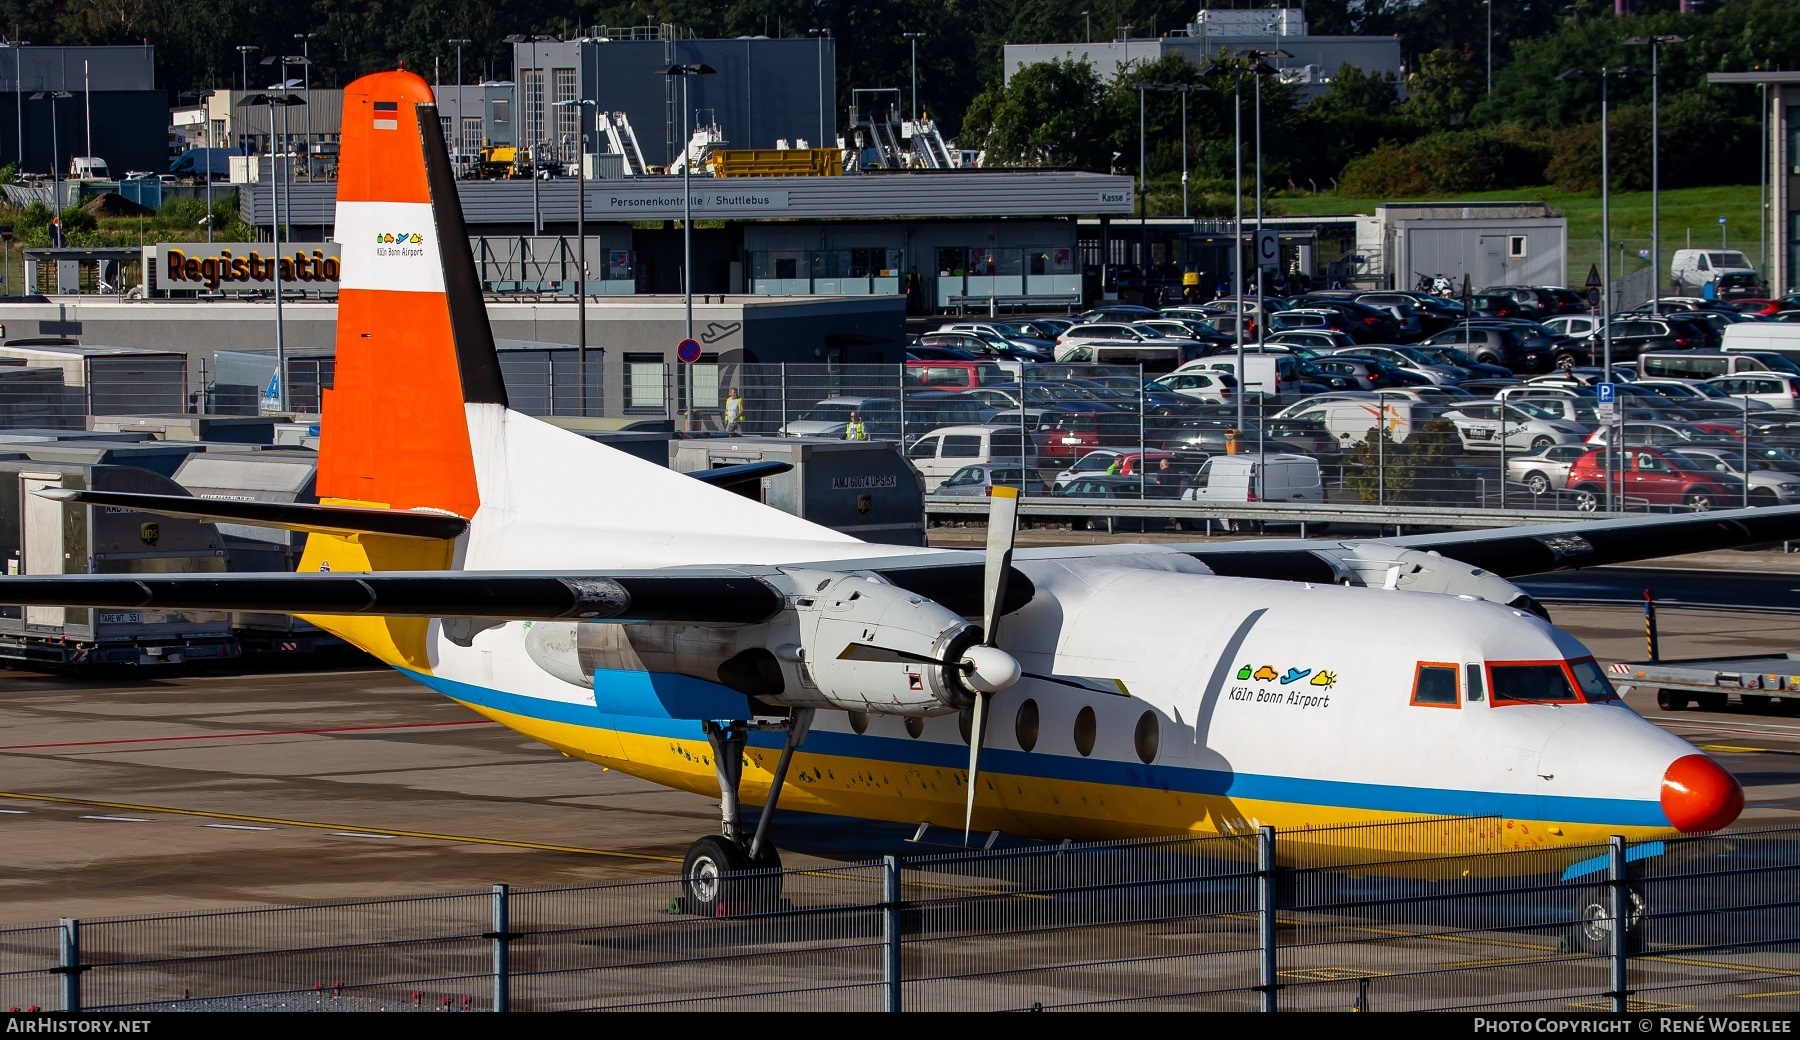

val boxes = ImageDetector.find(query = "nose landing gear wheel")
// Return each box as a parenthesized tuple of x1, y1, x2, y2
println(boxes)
(1574, 885, 1647, 954)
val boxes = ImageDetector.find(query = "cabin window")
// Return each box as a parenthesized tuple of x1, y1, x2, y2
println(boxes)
(1073, 705, 1097, 757)
(1569, 658, 1620, 702)
(1411, 663, 1460, 708)
(1133, 711, 1159, 764)
(1488, 662, 1578, 704)
(1015, 698, 1039, 752)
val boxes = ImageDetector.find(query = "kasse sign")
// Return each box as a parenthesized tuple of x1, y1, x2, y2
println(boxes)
(152, 243, 342, 293)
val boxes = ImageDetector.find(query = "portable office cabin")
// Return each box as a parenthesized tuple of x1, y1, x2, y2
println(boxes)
(671, 437, 925, 545)
(0, 460, 235, 666)
(0, 342, 189, 415)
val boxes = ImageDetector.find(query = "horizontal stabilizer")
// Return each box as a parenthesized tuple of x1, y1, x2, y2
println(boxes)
(0, 571, 785, 623)
(685, 460, 794, 496)
(31, 488, 469, 541)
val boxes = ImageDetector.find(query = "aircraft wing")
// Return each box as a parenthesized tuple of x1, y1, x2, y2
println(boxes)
(0, 558, 1031, 625)
(1177, 504, 1800, 581)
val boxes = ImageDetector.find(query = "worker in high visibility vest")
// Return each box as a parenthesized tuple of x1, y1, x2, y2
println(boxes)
(844, 412, 868, 441)
(724, 387, 743, 434)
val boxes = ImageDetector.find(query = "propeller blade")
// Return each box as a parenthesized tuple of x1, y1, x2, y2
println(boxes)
(837, 642, 944, 667)
(963, 690, 989, 846)
(981, 486, 1022, 648)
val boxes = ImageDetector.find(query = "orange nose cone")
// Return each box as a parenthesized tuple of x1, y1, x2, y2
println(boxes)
(1661, 754, 1744, 834)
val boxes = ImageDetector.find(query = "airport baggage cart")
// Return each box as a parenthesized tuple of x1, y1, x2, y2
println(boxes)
(1607, 655, 1800, 713)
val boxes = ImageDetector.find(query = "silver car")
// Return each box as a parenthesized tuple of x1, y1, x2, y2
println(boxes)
(1440, 400, 1589, 453)
(929, 462, 1049, 497)
(1667, 448, 1800, 506)
(1329, 345, 1466, 385)
(1504, 443, 1592, 496)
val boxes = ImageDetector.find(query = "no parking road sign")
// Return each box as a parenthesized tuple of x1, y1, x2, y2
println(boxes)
(676, 338, 702, 364)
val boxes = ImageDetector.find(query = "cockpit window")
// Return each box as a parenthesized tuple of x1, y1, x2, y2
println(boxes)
(1569, 658, 1620, 702)
(1412, 663, 1460, 707)
(1488, 662, 1579, 704)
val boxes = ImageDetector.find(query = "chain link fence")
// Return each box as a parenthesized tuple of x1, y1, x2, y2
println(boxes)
(2, 822, 1795, 1012)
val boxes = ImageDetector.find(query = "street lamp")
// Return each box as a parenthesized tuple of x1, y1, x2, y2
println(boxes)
(903, 32, 925, 124)
(555, 97, 596, 416)
(505, 33, 558, 234)
(1080, 10, 1090, 44)
(1559, 64, 1636, 510)
(29, 90, 69, 228)
(2, 41, 27, 172)
(807, 29, 830, 148)
(1484, 1, 1493, 96)
(236, 45, 258, 94)
(295, 34, 315, 177)
(448, 38, 473, 162)
(1624, 34, 1684, 313)
(1209, 54, 1278, 428)
(238, 90, 306, 412)
(655, 63, 717, 348)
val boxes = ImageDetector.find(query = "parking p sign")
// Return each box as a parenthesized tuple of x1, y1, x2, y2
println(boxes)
(1596, 382, 1616, 405)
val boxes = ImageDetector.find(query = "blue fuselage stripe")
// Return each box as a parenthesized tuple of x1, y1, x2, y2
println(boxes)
(402, 668, 1672, 828)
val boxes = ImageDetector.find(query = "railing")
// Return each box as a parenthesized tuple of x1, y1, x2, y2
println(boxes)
(3, 821, 1795, 1012)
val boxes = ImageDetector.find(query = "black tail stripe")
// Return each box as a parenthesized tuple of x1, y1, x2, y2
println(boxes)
(416, 102, 509, 408)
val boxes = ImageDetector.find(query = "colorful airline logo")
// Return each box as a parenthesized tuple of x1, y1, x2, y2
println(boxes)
(1235, 663, 1337, 691)
(376, 233, 424, 245)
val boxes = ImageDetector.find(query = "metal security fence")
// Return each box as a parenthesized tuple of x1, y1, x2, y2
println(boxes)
(3, 822, 1797, 1013)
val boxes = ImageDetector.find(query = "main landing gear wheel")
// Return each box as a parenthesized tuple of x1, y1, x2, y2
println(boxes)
(683, 836, 750, 917)
(682, 712, 810, 916)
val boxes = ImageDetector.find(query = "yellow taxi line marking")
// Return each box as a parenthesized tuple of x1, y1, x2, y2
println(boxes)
(0, 791, 680, 863)
(1339, 924, 1559, 952)
(1638, 955, 1800, 978)
(1699, 745, 1768, 754)
(1744, 990, 1800, 999)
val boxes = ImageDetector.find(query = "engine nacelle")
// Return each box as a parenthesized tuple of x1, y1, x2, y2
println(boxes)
(792, 571, 979, 716)
(1311, 543, 1547, 617)
(520, 569, 986, 718)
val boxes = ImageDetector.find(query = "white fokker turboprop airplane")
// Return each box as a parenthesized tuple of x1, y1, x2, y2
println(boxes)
(4, 72, 1784, 918)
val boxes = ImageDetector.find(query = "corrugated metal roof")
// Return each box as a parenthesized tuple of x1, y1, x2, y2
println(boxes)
(242, 171, 1136, 228)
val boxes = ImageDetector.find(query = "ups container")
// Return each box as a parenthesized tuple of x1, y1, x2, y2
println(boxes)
(671, 436, 924, 545)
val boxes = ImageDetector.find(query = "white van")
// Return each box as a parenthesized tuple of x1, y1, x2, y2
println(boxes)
(1670, 249, 1760, 297)
(1180, 454, 1323, 531)
(1722, 322, 1800, 367)
(68, 156, 110, 181)
(1188, 354, 1281, 398)
(903, 423, 1037, 491)
(1182, 453, 1323, 505)
(1276, 395, 1420, 444)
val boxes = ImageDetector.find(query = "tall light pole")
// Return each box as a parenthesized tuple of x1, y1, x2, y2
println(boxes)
(238, 90, 305, 412)
(657, 63, 717, 346)
(1561, 65, 1634, 510)
(295, 34, 315, 178)
(1081, 10, 1090, 44)
(1243, 50, 1284, 338)
(1625, 34, 1684, 313)
(1762, 82, 1770, 278)
(808, 29, 829, 148)
(904, 32, 925, 123)
(1178, 84, 1190, 219)
(1484, 1, 1493, 96)
(556, 97, 596, 415)
(505, 34, 557, 234)
(236, 45, 258, 95)
(449, 38, 473, 162)
(5, 41, 29, 173)
(30, 90, 69, 222)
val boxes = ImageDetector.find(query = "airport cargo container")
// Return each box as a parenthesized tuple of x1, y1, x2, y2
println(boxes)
(670, 436, 925, 545)
(0, 342, 188, 415)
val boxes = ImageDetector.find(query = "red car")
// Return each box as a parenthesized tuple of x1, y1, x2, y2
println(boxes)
(1566, 445, 1737, 512)
(1729, 298, 1783, 317)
